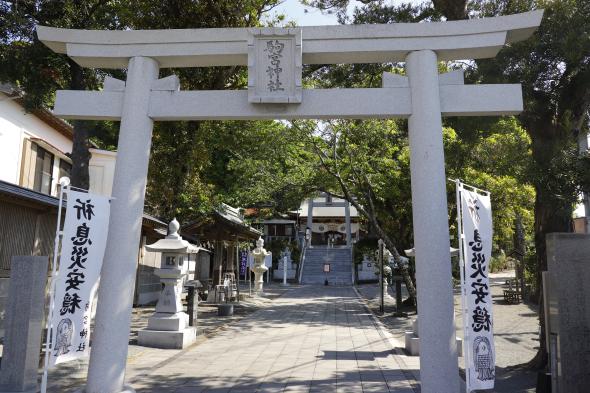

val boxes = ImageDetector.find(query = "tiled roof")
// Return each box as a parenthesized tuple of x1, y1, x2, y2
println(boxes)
(0, 179, 65, 208)
(0, 180, 165, 229)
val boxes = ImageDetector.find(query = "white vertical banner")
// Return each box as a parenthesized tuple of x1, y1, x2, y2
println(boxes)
(264, 253, 273, 268)
(49, 190, 110, 367)
(265, 253, 272, 283)
(459, 183, 495, 391)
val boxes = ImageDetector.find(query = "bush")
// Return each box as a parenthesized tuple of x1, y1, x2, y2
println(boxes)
(353, 237, 379, 265)
(266, 239, 301, 268)
(489, 252, 517, 273)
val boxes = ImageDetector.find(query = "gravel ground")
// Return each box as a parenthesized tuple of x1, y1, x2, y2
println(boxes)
(356, 270, 540, 393)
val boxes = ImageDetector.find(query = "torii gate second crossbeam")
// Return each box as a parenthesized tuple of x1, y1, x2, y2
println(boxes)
(37, 10, 543, 393)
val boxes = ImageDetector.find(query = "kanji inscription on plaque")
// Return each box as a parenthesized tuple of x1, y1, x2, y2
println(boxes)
(248, 27, 302, 104)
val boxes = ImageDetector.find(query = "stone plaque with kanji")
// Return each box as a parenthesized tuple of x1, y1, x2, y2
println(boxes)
(248, 27, 302, 104)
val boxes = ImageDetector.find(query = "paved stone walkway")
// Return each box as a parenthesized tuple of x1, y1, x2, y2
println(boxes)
(357, 270, 539, 393)
(130, 286, 416, 393)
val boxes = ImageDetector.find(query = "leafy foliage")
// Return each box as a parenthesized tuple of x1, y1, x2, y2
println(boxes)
(0, 0, 132, 187)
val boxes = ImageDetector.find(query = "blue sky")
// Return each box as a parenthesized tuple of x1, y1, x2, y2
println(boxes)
(268, 0, 413, 26)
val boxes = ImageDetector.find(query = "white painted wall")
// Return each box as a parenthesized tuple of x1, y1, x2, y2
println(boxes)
(0, 92, 117, 198)
(0, 114, 23, 184)
(89, 148, 116, 197)
(0, 93, 72, 191)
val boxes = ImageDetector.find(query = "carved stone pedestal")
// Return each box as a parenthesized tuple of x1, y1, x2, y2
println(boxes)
(404, 318, 462, 357)
(138, 267, 196, 349)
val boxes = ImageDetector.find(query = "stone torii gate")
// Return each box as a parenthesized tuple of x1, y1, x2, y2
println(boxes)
(306, 195, 353, 247)
(37, 10, 542, 393)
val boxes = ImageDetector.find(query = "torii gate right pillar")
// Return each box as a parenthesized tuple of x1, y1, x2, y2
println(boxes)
(406, 50, 460, 393)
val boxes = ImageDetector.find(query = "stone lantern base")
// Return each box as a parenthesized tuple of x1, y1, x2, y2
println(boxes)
(138, 326, 197, 349)
(147, 312, 188, 331)
(138, 311, 197, 349)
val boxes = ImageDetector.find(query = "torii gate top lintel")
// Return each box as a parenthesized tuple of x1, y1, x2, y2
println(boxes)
(37, 11, 543, 122)
(37, 10, 543, 69)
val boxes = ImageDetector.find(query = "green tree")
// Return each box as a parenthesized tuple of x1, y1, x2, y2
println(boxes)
(445, 118, 536, 253)
(291, 119, 419, 304)
(0, 0, 128, 188)
(146, 117, 320, 221)
(467, 0, 590, 369)
(305, 0, 590, 372)
(121, 0, 283, 222)
(203, 120, 320, 212)
(0, 0, 281, 204)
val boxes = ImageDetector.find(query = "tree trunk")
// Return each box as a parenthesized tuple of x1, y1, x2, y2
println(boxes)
(68, 60, 91, 189)
(341, 188, 418, 305)
(326, 173, 418, 305)
(372, 223, 417, 305)
(514, 213, 526, 299)
(169, 121, 201, 219)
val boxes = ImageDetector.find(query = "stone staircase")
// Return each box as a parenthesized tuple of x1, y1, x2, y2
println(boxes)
(301, 247, 353, 285)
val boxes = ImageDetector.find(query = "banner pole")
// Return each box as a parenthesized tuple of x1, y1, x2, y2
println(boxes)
(41, 178, 69, 393)
(455, 180, 470, 393)
(378, 239, 384, 314)
(236, 244, 240, 302)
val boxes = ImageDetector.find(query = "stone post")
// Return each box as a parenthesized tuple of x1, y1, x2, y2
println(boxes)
(0, 256, 48, 393)
(306, 198, 313, 247)
(345, 202, 352, 247)
(577, 132, 590, 232)
(406, 49, 459, 393)
(394, 276, 404, 316)
(86, 56, 159, 393)
(546, 233, 590, 392)
(283, 255, 288, 286)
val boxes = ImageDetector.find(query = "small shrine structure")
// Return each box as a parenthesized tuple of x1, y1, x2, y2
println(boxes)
(182, 204, 261, 289)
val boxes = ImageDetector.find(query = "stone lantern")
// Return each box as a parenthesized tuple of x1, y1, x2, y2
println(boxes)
(137, 218, 199, 349)
(251, 237, 270, 295)
(378, 248, 394, 298)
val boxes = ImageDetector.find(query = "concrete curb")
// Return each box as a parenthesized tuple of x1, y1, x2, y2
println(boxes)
(352, 285, 421, 393)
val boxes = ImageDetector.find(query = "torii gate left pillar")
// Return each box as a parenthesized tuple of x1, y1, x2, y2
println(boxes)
(37, 11, 542, 393)
(85, 56, 159, 392)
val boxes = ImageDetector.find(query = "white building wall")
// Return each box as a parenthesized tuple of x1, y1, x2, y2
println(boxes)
(0, 114, 23, 184)
(0, 92, 117, 198)
(0, 93, 72, 153)
(0, 93, 72, 191)
(89, 148, 117, 197)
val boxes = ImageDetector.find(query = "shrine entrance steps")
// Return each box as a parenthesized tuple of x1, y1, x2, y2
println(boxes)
(301, 247, 353, 285)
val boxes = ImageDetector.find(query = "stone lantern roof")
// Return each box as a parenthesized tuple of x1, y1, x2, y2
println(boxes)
(145, 218, 203, 254)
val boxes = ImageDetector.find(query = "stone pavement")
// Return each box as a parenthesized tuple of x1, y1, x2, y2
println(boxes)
(357, 270, 540, 393)
(130, 286, 417, 392)
(42, 286, 290, 392)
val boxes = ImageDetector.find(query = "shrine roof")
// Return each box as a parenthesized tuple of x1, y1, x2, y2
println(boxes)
(295, 199, 360, 218)
(182, 203, 262, 241)
(260, 219, 297, 225)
